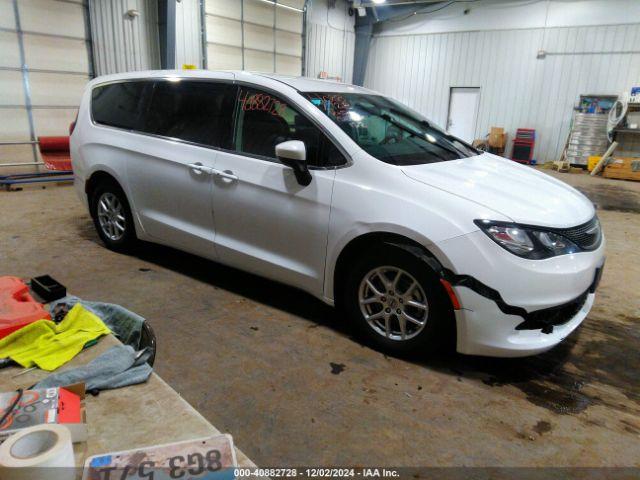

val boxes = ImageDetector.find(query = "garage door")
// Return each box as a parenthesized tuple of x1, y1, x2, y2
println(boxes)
(204, 0, 304, 75)
(0, 0, 92, 174)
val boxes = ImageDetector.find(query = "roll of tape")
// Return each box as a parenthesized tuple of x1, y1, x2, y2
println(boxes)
(0, 424, 75, 480)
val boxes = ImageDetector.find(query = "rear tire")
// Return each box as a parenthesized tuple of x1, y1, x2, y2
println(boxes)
(342, 244, 455, 355)
(89, 180, 136, 251)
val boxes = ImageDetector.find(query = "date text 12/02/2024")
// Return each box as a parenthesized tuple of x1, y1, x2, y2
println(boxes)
(233, 468, 400, 478)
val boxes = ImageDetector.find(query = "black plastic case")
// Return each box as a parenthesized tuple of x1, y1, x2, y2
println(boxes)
(30, 275, 66, 303)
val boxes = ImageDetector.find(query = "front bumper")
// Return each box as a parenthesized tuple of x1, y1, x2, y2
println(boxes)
(432, 230, 605, 357)
(453, 289, 595, 357)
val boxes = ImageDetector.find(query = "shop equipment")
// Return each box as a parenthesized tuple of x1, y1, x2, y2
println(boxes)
(563, 94, 616, 167)
(0, 136, 73, 190)
(607, 87, 640, 170)
(511, 129, 536, 164)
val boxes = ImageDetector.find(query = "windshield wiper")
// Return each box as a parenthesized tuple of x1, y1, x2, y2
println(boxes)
(357, 104, 466, 158)
(355, 104, 423, 137)
(380, 114, 423, 138)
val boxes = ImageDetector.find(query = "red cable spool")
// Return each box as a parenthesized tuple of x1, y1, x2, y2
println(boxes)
(37, 136, 72, 171)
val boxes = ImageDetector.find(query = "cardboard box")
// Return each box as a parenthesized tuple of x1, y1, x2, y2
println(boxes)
(0, 384, 87, 443)
(488, 127, 506, 148)
(472, 139, 487, 149)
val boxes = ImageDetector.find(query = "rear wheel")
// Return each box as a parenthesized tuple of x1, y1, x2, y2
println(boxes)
(343, 244, 455, 354)
(89, 181, 136, 251)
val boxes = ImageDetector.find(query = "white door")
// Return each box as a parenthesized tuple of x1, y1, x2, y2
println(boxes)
(124, 77, 236, 257)
(447, 87, 480, 143)
(212, 86, 343, 296)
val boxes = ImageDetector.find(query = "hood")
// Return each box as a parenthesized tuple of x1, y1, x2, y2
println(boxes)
(402, 153, 595, 228)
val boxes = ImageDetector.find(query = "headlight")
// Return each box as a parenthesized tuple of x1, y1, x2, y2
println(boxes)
(475, 220, 580, 259)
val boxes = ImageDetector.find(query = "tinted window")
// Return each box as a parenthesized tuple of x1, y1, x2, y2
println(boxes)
(303, 92, 479, 166)
(234, 88, 345, 167)
(91, 81, 150, 130)
(142, 80, 236, 148)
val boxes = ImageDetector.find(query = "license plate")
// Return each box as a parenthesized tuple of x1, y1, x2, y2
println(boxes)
(83, 434, 236, 480)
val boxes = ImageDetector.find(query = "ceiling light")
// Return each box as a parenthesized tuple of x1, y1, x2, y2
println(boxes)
(372, 0, 387, 4)
(255, 0, 303, 13)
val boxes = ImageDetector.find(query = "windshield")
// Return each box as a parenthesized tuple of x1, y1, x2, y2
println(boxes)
(303, 92, 479, 166)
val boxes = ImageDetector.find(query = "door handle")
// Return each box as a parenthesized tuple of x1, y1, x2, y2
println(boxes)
(212, 169, 239, 182)
(187, 163, 213, 175)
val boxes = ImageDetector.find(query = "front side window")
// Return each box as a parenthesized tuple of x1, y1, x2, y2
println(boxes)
(303, 92, 479, 166)
(142, 80, 237, 148)
(234, 87, 345, 167)
(91, 81, 150, 130)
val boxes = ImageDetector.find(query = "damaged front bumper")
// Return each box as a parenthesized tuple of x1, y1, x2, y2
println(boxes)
(404, 230, 606, 357)
(453, 288, 596, 357)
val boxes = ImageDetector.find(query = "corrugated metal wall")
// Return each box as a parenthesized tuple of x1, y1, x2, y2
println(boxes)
(304, 0, 355, 82)
(305, 22, 355, 83)
(176, 0, 203, 68)
(89, 0, 160, 75)
(365, 24, 640, 163)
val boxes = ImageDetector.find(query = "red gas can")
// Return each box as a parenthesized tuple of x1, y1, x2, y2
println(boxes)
(0, 276, 51, 339)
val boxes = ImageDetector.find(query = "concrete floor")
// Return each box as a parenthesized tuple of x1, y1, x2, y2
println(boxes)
(1, 169, 639, 467)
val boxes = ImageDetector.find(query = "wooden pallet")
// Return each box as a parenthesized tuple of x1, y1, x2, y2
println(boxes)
(603, 157, 640, 181)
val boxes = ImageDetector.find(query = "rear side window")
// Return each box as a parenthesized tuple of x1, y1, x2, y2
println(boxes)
(234, 87, 346, 168)
(142, 80, 237, 148)
(91, 81, 149, 130)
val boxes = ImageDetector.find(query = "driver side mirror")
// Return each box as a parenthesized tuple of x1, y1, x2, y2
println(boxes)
(275, 140, 312, 186)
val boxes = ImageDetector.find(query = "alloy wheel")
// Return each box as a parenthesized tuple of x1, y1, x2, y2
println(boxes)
(97, 192, 126, 241)
(358, 266, 429, 341)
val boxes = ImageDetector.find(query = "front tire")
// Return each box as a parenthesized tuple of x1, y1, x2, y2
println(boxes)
(89, 181, 136, 251)
(343, 244, 455, 355)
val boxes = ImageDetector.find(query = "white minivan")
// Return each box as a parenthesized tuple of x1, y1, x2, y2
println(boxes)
(71, 70, 605, 357)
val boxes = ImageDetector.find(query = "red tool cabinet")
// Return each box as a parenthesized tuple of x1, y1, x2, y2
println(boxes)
(511, 128, 536, 164)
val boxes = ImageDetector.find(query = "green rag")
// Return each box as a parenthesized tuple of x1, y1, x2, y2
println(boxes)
(0, 303, 111, 371)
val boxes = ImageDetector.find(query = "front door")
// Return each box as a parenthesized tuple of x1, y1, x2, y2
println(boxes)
(212, 86, 344, 295)
(447, 87, 480, 143)
(126, 77, 236, 257)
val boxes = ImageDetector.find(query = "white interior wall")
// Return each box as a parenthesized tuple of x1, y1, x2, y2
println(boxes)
(305, 0, 355, 82)
(365, 0, 640, 163)
(176, 0, 203, 68)
(376, 0, 640, 36)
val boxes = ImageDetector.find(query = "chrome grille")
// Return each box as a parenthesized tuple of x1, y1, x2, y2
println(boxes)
(556, 216, 602, 251)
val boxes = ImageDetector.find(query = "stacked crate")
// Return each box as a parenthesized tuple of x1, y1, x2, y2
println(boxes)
(566, 113, 610, 167)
